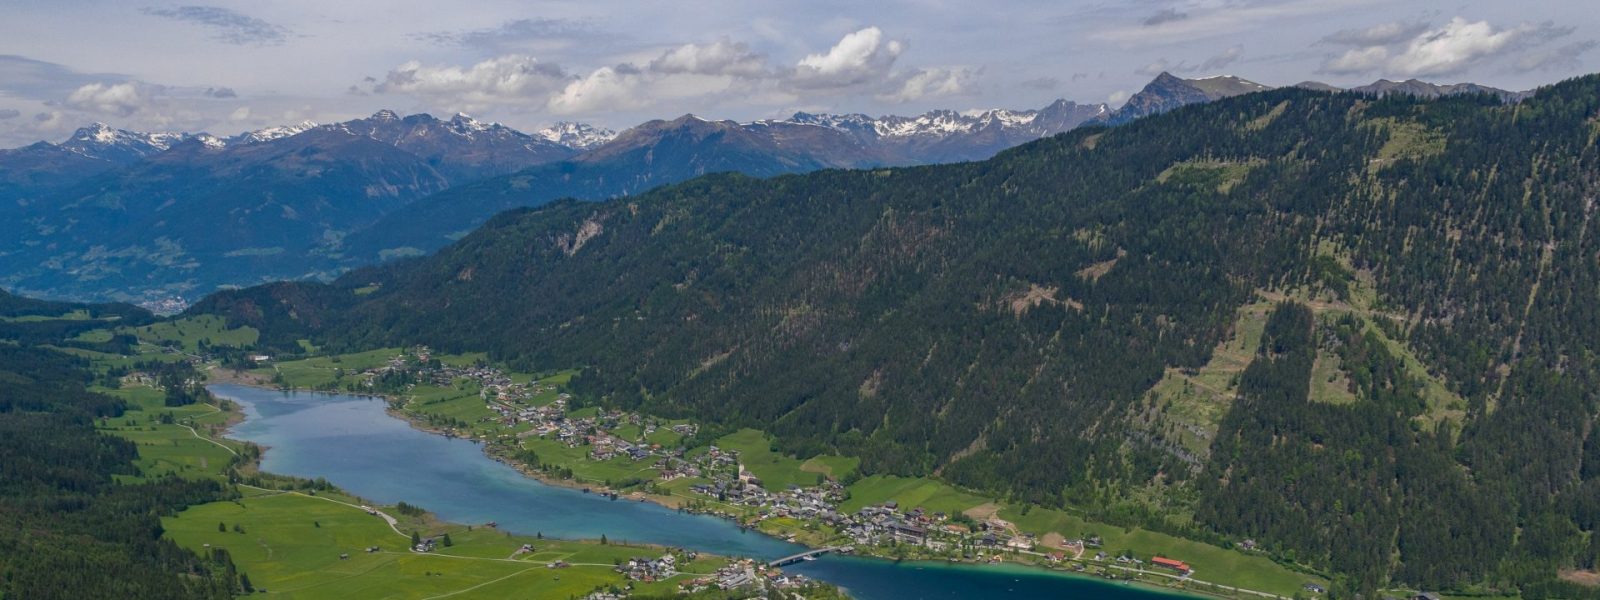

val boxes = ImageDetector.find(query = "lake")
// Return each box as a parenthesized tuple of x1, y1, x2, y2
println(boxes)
(211, 384, 1190, 599)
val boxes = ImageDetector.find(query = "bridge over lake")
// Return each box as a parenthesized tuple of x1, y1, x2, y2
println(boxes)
(769, 546, 848, 567)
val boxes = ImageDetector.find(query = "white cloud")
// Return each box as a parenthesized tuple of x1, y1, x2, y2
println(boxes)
(1318, 17, 1575, 78)
(372, 26, 955, 118)
(650, 40, 767, 78)
(374, 55, 571, 109)
(878, 67, 976, 103)
(229, 106, 251, 121)
(1323, 46, 1390, 75)
(547, 65, 652, 114)
(65, 82, 155, 116)
(1388, 18, 1532, 77)
(1108, 90, 1130, 105)
(1321, 21, 1430, 47)
(792, 27, 904, 88)
(31, 110, 64, 132)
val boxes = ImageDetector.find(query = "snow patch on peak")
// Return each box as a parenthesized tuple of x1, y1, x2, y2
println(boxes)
(234, 120, 318, 144)
(537, 122, 618, 151)
(60, 123, 198, 159)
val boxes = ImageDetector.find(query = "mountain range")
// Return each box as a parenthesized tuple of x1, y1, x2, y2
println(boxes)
(0, 72, 1528, 307)
(189, 75, 1600, 597)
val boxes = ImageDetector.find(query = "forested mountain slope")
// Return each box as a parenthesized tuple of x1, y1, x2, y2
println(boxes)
(0, 291, 236, 598)
(193, 76, 1600, 595)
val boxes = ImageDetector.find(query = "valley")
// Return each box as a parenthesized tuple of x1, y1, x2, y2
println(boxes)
(3, 17, 1600, 598)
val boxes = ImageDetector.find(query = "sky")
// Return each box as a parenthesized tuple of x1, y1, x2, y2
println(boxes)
(0, 0, 1596, 147)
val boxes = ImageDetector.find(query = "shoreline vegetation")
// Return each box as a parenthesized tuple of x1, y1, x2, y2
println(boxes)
(221, 344, 1322, 600)
(52, 305, 1315, 599)
(213, 377, 1228, 600)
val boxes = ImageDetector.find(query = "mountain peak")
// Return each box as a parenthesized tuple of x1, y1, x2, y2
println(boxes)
(370, 109, 401, 121)
(58, 123, 194, 161)
(233, 120, 319, 145)
(535, 122, 617, 151)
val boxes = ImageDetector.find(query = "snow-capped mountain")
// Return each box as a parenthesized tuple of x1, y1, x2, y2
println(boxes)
(230, 120, 319, 145)
(777, 99, 1110, 164)
(58, 123, 203, 163)
(536, 122, 618, 151)
(784, 101, 1107, 143)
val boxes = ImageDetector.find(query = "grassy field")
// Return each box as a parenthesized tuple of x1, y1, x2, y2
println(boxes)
(839, 475, 992, 515)
(717, 428, 857, 490)
(1138, 300, 1271, 457)
(1000, 505, 1324, 596)
(519, 436, 662, 486)
(124, 315, 260, 352)
(259, 348, 404, 388)
(407, 383, 496, 425)
(96, 384, 245, 482)
(164, 492, 676, 599)
(0, 308, 103, 322)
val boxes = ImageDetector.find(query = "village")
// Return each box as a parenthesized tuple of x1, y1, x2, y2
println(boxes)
(335, 347, 1226, 590)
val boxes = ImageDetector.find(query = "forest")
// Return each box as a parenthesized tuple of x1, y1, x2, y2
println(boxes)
(0, 343, 239, 598)
(190, 75, 1600, 596)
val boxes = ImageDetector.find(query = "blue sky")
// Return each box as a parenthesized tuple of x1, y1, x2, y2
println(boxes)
(0, 0, 1596, 146)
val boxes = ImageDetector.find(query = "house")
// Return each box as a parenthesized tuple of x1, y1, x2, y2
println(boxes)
(889, 521, 928, 545)
(1151, 556, 1191, 574)
(1303, 583, 1326, 594)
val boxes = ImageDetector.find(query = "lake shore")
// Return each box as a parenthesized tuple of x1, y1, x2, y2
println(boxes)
(208, 375, 1247, 600)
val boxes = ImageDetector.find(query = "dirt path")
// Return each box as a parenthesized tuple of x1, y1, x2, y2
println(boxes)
(239, 484, 408, 539)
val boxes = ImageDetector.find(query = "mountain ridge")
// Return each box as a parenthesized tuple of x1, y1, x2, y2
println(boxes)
(191, 75, 1600, 597)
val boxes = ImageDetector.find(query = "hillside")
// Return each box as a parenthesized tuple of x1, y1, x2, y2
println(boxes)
(192, 75, 1600, 596)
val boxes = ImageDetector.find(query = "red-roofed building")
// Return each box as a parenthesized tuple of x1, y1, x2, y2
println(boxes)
(1152, 556, 1191, 574)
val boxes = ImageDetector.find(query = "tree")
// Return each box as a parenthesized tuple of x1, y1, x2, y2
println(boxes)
(441, 533, 453, 547)
(411, 530, 421, 547)
(600, 534, 608, 545)
(219, 522, 226, 532)
(239, 573, 254, 593)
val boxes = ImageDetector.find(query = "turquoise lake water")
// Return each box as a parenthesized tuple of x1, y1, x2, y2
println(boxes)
(211, 384, 1190, 599)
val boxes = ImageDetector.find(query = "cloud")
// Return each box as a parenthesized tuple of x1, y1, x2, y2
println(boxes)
(204, 86, 237, 98)
(142, 6, 289, 46)
(33, 111, 64, 130)
(1516, 40, 1599, 72)
(374, 55, 571, 109)
(1020, 77, 1060, 91)
(1143, 8, 1189, 27)
(792, 27, 904, 89)
(0, 109, 19, 120)
(373, 26, 962, 118)
(1387, 18, 1553, 77)
(65, 82, 159, 116)
(0, 55, 131, 100)
(411, 18, 602, 53)
(1108, 90, 1131, 105)
(547, 65, 654, 114)
(649, 40, 768, 78)
(877, 67, 977, 103)
(1096, 0, 1381, 44)
(1321, 18, 1574, 78)
(1199, 46, 1244, 71)
(1136, 46, 1244, 76)
(1322, 46, 1389, 75)
(1321, 21, 1430, 47)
